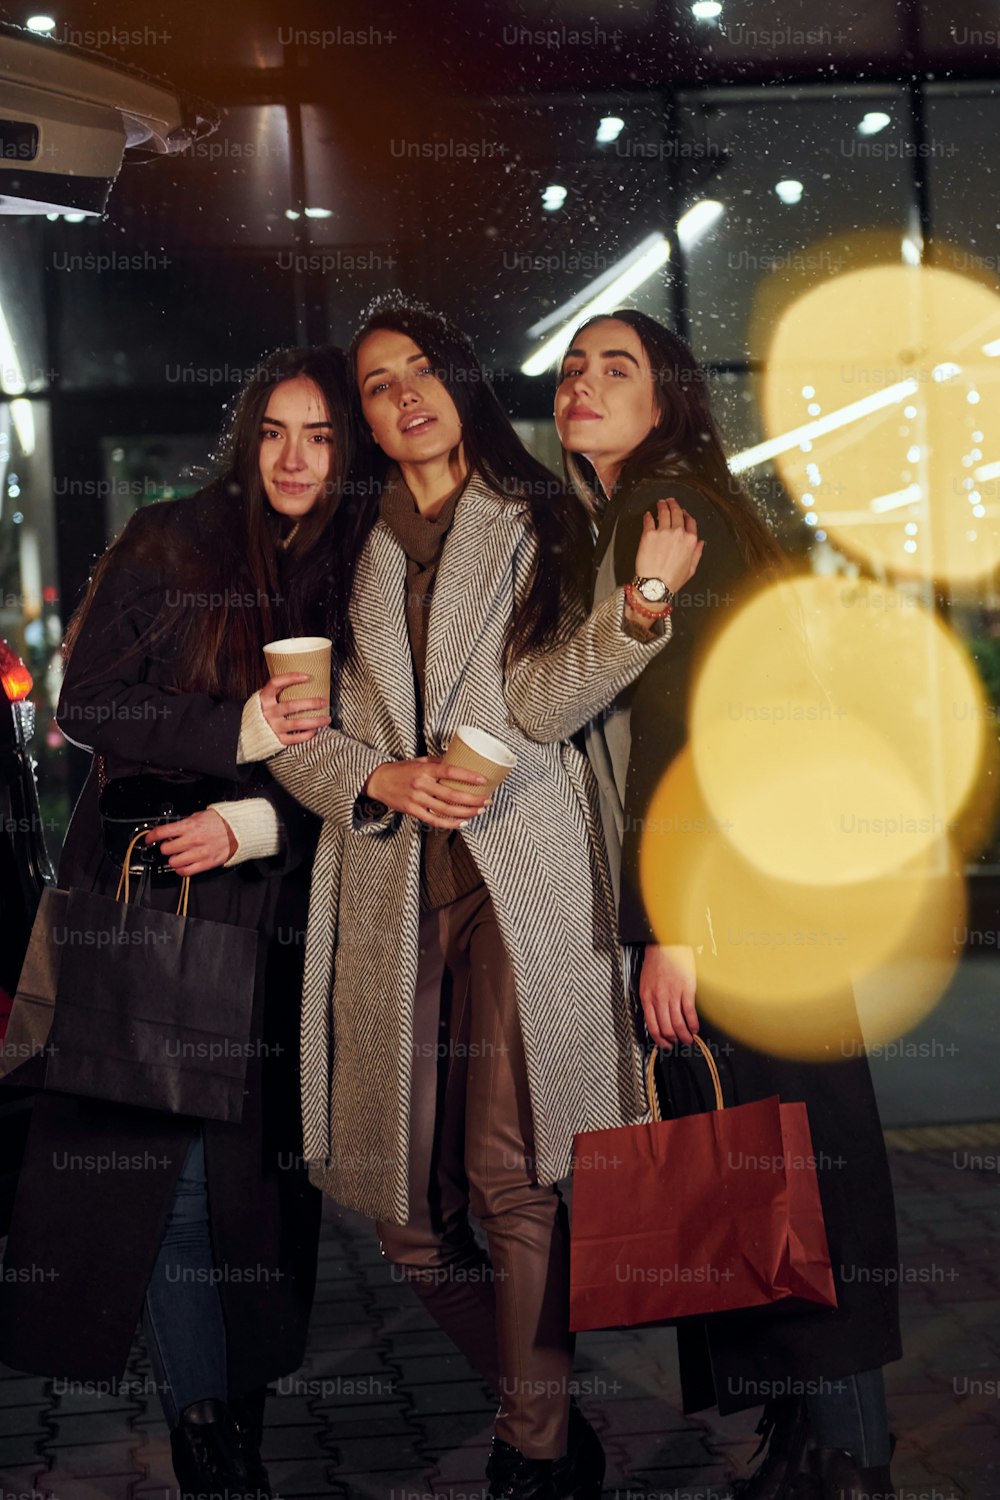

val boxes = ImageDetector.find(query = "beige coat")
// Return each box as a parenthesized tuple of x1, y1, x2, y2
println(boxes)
(269, 475, 672, 1224)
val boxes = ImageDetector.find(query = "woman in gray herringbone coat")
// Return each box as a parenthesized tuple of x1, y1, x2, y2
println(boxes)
(244, 298, 702, 1500)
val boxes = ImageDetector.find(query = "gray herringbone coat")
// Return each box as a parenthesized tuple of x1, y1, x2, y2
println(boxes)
(269, 475, 672, 1224)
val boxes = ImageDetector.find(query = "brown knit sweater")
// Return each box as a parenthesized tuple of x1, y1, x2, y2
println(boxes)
(379, 472, 483, 911)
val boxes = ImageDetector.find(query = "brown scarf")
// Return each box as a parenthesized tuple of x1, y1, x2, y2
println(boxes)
(379, 471, 482, 910)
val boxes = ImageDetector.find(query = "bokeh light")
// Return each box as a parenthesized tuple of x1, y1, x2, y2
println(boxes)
(638, 748, 967, 1060)
(755, 262, 1000, 585)
(688, 575, 989, 886)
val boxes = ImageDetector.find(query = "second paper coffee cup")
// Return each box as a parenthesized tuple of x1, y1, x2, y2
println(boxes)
(440, 726, 517, 793)
(263, 636, 332, 715)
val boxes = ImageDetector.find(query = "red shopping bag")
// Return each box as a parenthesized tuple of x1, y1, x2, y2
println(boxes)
(569, 1038, 837, 1330)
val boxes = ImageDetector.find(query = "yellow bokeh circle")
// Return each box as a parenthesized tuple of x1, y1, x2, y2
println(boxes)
(760, 261, 1000, 584)
(688, 575, 987, 886)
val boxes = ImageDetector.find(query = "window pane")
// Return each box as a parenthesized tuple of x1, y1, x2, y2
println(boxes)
(678, 87, 913, 364)
(56, 254, 299, 390)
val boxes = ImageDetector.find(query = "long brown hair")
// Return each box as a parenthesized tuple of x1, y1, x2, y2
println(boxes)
(563, 309, 783, 575)
(64, 346, 351, 700)
(336, 293, 591, 670)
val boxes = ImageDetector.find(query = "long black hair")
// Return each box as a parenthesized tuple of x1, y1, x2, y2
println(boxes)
(65, 345, 351, 700)
(329, 293, 591, 669)
(563, 309, 783, 574)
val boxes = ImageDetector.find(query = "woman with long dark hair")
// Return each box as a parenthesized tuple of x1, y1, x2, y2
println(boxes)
(247, 295, 703, 1500)
(0, 347, 345, 1500)
(556, 309, 901, 1500)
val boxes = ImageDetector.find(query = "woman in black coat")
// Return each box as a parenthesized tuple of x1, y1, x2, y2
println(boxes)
(0, 347, 347, 1500)
(555, 310, 902, 1500)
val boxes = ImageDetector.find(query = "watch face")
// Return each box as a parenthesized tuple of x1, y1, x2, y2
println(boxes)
(638, 577, 668, 603)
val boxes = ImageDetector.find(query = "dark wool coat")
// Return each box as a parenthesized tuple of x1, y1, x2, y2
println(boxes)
(592, 475, 902, 1414)
(0, 491, 321, 1392)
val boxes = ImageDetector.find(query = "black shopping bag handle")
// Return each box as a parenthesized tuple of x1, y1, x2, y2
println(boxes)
(115, 832, 190, 917)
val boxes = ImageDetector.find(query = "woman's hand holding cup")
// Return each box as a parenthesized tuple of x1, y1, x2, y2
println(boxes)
(259, 673, 331, 745)
(364, 757, 491, 830)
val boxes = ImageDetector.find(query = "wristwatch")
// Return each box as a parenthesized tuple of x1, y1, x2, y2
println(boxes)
(632, 575, 675, 606)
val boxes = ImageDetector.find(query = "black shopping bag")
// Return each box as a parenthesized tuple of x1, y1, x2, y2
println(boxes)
(45, 842, 257, 1123)
(0, 887, 68, 1087)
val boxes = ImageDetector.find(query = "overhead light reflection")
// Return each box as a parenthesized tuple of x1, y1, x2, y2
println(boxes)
(10, 400, 35, 457)
(522, 232, 671, 375)
(731, 379, 919, 473)
(869, 483, 922, 515)
(677, 198, 724, 249)
(596, 116, 624, 144)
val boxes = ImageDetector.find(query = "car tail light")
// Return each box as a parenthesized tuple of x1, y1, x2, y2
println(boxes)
(0, 640, 33, 702)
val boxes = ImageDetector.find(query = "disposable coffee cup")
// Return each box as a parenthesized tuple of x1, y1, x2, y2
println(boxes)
(263, 636, 332, 716)
(440, 726, 517, 793)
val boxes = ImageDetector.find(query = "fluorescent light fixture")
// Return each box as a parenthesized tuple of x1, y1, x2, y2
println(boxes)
(522, 233, 670, 376)
(285, 209, 301, 220)
(0, 301, 25, 395)
(303, 207, 332, 219)
(869, 482, 921, 514)
(858, 112, 891, 136)
(542, 184, 567, 212)
(596, 116, 624, 144)
(931, 361, 960, 382)
(25, 15, 56, 31)
(774, 179, 803, 205)
(730, 379, 920, 473)
(677, 198, 724, 249)
(974, 459, 1000, 482)
(982, 338, 1000, 356)
(10, 399, 35, 457)
(691, 0, 722, 17)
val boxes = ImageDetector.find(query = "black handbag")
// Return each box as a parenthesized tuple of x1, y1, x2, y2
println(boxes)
(40, 833, 258, 1123)
(98, 768, 230, 874)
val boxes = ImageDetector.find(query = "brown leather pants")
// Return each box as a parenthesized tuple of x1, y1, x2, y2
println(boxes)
(376, 883, 574, 1460)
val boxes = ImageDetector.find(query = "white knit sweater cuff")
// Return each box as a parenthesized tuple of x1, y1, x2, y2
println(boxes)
(209, 797, 283, 866)
(237, 692, 285, 764)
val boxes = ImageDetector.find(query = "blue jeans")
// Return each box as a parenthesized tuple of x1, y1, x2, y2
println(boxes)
(142, 1131, 228, 1429)
(807, 1367, 892, 1467)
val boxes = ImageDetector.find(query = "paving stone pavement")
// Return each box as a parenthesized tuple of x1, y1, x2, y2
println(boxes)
(0, 1142, 995, 1500)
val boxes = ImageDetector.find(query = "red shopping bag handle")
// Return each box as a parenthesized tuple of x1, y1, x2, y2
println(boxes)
(646, 1034, 723, 1121)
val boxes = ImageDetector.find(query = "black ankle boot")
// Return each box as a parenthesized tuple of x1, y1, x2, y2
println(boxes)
(169, 1397, 260, 1500)
(228, 1387, 272, 1497)
(728, 1400, 812, 1499)
(486, 1436, 559, 1500)
(552, 1402, 606, 1499)
(811, 1447, 897, 1500)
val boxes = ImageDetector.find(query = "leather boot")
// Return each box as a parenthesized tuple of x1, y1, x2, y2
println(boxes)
(727, 1400, 813, 1498)
(552, 1402, 606, 1499)
(169, 1397, 259, 1500)
(228, 1387, 272, 1497)
(811, 1447, 897, 1500)
(486, 1436, 559, 1499)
